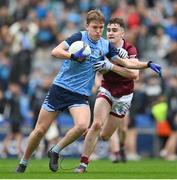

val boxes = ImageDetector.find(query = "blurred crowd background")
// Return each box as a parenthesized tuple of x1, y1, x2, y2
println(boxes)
(0, 0, 176, 161)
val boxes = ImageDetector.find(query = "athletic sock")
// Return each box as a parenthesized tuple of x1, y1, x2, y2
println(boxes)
(20, 159, 28, 166)
(80, 156, 89, 167)
(51, 144, 61, 154)
(114, 151, 119, 157)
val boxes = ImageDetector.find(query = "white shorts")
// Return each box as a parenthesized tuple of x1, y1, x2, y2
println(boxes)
(97, 87, 133, 118)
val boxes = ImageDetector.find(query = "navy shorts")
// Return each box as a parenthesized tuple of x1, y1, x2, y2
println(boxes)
(42, 84, 89, 112)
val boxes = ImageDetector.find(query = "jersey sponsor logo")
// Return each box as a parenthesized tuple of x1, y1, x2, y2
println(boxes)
(90, 49, 104, 63)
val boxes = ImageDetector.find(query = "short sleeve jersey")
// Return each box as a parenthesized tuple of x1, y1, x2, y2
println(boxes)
(53, 31, 118, 96)
(102, 40, 137, 97)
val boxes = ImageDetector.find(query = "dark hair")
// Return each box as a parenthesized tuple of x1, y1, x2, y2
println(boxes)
(86, 9, 105, 24)
(108, 17, 126, 29)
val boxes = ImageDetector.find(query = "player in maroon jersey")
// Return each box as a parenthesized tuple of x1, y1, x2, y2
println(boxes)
(74, 17, 140, 173)
(106, 18, 139, 163)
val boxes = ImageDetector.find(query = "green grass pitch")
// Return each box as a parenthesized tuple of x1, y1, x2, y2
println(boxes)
(0, 158, 176, 179)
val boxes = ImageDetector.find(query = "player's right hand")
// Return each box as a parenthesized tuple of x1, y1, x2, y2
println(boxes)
(117, 48, 128, 58)
(70, 47, 87, 62)
(93, 57, 113, 71)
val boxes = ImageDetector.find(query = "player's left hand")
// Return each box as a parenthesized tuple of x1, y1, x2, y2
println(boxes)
(93, 57, 113, 71)
(148, 61, 162, 77)
(117, 48, 128, 58)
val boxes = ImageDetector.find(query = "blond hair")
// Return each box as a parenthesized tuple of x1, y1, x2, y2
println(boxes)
(86, 9, 105, 24)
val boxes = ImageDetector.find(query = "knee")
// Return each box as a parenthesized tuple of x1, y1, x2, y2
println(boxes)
(77, 123, 89, 133)
(33, 128, 46, 138)
(122, 128, 127, 133)
(92, 120, 103, 131)
(100, 132, 110, 141)
(120, 126, 127, 133)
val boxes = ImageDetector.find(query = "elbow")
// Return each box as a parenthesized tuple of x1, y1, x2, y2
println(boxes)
(51, 48, 58, 57)
(132, 75, 138, 80)
(132, 72, 139, 80)
(130, 71, 139, 80)
(128, 74, 137, 80)
(131, 73, 138, 80)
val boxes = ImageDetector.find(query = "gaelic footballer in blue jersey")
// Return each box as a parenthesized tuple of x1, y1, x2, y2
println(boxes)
(16, 9, 117, 173)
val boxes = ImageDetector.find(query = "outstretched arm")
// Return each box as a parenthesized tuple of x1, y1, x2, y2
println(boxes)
(113, 57, 148, 69)
(94, 57, 162, 76)
(112, 64, 139, 80)
(113, 57, 161, 77)
(113, 48, 162, 76)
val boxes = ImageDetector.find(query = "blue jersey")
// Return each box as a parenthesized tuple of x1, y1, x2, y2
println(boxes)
(53, 31, 118, 96)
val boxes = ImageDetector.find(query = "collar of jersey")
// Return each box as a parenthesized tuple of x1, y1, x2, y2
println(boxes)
(117, 39, 124, 48)
(86, 33, 98, 44)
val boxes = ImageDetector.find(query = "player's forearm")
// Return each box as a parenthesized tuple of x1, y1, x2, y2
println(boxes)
(51, 47, 71, 59)
(112, 65, 139, 79)
(51, 42, 72, 59)
(115, 57, 148, 69)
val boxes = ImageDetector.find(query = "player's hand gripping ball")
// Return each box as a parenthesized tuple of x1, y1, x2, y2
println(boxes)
(69, 41, 91, 62)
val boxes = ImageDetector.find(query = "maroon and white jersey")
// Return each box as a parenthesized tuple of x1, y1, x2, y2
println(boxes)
(101, 40, 137, 97)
